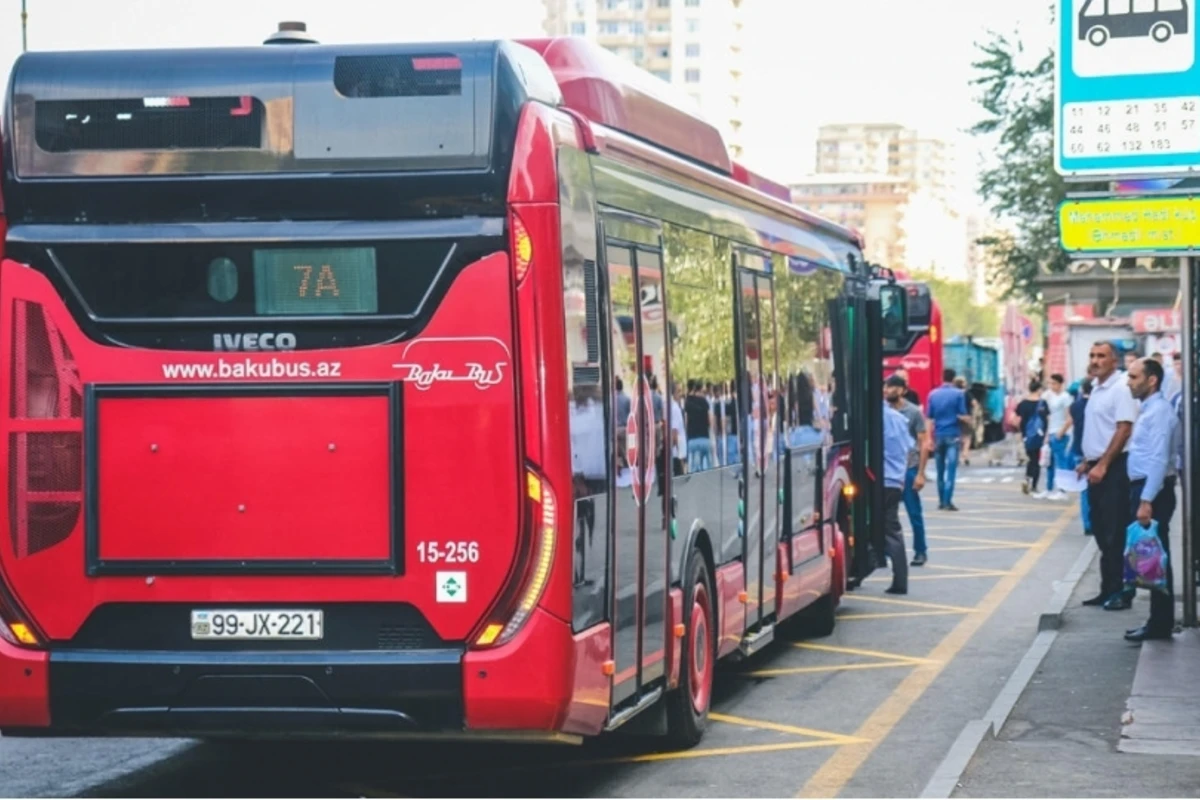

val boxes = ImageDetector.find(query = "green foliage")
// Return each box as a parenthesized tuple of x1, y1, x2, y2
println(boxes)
(969, 28, 1106, 304)
(909, 270, 1000, 338)
(661, 224, 842, 387)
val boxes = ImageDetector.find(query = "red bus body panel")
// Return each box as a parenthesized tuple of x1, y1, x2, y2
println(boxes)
(94, 393, 394, 563)
(0, 252, 521, 646)
(884, 298, 944, 405)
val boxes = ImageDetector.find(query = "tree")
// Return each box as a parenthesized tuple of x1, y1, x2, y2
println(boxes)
(969, 26, 1106, 304)
(908, 270, 1000, 339)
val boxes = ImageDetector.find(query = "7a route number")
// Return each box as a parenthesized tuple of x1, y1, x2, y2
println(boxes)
(417, 541, 480, 564)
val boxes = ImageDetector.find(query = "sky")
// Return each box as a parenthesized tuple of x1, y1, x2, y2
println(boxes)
(0, 0, 1058, 209)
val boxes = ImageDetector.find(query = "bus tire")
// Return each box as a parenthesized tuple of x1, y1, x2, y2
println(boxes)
(799, 593, 837, 638)
(665, 546, 715, 749)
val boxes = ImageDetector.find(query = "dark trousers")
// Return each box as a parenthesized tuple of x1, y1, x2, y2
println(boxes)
(1129, 476, 1177, 634)
(1025, 443, 1042, 490)
(1087, 453, 1131, 597)
(884, 487, 908, 591)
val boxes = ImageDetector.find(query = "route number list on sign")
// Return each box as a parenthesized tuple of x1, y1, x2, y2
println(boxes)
(1062, 97, 1200, 159)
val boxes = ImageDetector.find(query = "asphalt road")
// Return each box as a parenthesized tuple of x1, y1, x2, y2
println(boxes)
(1, 463, 1091, 798)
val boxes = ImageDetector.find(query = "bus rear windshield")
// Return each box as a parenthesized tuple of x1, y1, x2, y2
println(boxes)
(35, 97, 266, 153)
(48, 240, 461, 320)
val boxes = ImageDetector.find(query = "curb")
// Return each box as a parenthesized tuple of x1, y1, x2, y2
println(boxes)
(919, 534, 1097, 799)
(1039, 537, 1098, 631)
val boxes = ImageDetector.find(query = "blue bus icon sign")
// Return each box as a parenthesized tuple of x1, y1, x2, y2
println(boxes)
(1057, 0, 1200, 177)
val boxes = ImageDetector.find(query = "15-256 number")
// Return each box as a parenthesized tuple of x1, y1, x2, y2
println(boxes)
(417, 541, 480, 564)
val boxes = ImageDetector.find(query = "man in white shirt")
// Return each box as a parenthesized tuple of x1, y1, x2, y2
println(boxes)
(1041, 374, 1073, 500)
(1075, 341, 1140, 610)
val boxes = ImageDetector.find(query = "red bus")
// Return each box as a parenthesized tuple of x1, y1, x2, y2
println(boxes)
(883, 282, 944, 404)
(0, 34, 908, 747)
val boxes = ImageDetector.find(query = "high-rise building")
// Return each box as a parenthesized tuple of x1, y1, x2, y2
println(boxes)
(542, 0, 745, 158)
(815, 123, 955, 206)
(788, 174, 909, 268)
(801, 123, 967, 280)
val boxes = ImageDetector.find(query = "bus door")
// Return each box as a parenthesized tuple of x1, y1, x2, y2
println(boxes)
(602, 217, 669, 708)
(735, 254, 780, 630)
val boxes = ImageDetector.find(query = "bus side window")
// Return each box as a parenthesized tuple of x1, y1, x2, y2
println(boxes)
(663, 224, 727, 474)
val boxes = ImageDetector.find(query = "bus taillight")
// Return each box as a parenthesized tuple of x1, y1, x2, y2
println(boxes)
(0, 578, 39, 647)
(511, 211, 533, 284)
(9, 301, 83, 562)
(473, 466, 557, 648)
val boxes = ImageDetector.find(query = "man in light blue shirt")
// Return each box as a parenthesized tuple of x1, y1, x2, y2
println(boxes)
(882, 398, 915, 594)
(1124, 358, 1176, 642)
(926, 368, 971, 511)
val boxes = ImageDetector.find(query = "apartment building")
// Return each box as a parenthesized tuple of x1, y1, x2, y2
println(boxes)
(799, 122, 969, 281)
(542, 0, 745, 158)
(815, 123, 956, 206)
(789, 172, 968, 282)
(788, 175, 909, 267)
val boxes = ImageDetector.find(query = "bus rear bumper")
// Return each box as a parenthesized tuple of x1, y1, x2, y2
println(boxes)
(0, 637, 50, 727)
(10, 648, 465, 738)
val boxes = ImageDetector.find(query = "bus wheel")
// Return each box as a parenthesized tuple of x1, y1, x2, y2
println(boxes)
(1087, 26, 1108, 45)
(1152, 22, 1173, 42)
(666, 547, 715, 749)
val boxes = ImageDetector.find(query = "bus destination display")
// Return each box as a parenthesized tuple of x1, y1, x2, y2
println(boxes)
(253, 247, 379, 315)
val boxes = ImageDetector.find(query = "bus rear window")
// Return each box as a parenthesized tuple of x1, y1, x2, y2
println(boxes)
(34, 96, 265, 153)
(48, 239, 457, 320)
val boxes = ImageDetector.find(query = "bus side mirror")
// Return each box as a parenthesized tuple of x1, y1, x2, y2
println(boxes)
(878, 283, 907, 344)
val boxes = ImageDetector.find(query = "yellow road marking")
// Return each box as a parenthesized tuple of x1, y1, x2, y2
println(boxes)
(708, 712, 867, 744)
(952, 499, 1053, 512)
(796, 505, 1074, 798)
(922, 521, 1034, 530)
(794, 641, 934, 664)
(926, 532, 1036, 546)
(932, 544, 1033, 552)
(749, 660, 929, 676)
(922, 563, 1011, 575)
(838, 610, 969, 621)
(747, 641, 936, 676)
(627, 740, 858, 762)
(863, 570, 1011, 582)
(402, 738, 858, 782)
(839, 594, 976, 613)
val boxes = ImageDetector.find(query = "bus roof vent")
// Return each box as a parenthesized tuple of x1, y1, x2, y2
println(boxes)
(264, 21, 317, 45)
(516, 36, 732, 175)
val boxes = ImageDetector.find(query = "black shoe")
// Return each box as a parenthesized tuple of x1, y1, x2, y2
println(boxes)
(1083, 593, 1108, 606)
(944, 504, 959, 511)
(911, 553, 927, 567)
(885, 586, 907, 595)
(1125, 626, 1173, 642)
(1104, 594, 1133, 611)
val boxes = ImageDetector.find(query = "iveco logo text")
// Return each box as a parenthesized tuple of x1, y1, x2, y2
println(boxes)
(212, 333, 297, 352)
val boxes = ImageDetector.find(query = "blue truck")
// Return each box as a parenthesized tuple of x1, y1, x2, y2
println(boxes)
(943, 336, 1006, 448)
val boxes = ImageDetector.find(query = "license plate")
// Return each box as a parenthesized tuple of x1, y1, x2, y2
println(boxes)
(190, 609, 323, 640)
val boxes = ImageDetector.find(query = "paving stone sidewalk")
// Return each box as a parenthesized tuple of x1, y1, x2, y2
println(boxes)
(954, 529, 1200, 798)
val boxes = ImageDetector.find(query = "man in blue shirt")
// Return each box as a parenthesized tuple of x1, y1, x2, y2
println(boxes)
(1065, 379, 1091, 535)
(926, 368, 971, 511)
(882, 398, 916, 594)
(1123, 358, 1177, 641)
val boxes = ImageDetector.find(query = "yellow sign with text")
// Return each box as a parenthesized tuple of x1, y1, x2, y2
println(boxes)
(1059, 197, 1200, 253)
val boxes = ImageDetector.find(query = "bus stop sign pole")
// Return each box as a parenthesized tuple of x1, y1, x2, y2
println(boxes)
(1183, 256, 1197, 629)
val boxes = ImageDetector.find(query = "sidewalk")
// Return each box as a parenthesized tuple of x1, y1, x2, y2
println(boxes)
(953, 521, 1200, 797)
